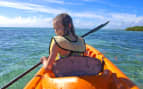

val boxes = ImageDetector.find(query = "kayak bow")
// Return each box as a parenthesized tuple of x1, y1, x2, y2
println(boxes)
(24, 44, 139, 89)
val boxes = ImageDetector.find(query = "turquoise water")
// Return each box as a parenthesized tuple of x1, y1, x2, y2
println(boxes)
(0, 27, 143, 89)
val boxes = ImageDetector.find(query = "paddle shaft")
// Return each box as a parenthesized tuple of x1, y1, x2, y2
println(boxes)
(81, 21, 109, 38)
(1, 21, 109, 89)
(1, 62, 42, 89)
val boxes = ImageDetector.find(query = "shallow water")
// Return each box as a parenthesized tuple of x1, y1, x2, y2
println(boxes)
(0, 27, 143, 89)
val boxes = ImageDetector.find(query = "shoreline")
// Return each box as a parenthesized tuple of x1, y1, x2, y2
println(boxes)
(125, 26, 143, 31)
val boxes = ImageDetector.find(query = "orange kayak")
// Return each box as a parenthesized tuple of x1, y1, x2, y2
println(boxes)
(24, 44, 139, 89)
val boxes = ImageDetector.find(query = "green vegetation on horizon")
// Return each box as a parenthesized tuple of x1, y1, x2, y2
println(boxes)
(126, 26, 143, 31)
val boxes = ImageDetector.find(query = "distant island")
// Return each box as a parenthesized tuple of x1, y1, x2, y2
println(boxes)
(125, 26, 143, 31)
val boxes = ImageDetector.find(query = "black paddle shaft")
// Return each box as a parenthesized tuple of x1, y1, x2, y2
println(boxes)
(1, 62, 42, 89)
(81, 21, 109, 38)
(1, 21, 109, 89)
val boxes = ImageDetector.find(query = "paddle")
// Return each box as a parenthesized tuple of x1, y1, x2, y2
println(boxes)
(1, 21, 109, 89)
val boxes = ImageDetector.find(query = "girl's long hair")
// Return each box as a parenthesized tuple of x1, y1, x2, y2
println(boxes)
(53, 13, 78, 38)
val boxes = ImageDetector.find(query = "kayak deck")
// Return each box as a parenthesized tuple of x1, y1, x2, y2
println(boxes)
(24, 44, 139, 89)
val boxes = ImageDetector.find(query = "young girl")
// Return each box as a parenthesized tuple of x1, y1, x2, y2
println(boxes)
(40, 13, 86, 71)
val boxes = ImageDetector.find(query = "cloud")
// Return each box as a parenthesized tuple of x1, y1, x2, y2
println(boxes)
(108, 13, 143, 29)
(73, 12, 143, 29)
(0, 12, 143, 29)
(0, 1, 143, 29)
(0, 16, 53, 27)
(72, 11, 143, 29)
(71, 12, 105, 19)
(0, 1, 66, 14)
(0, 1, 104, 19)
(44, 0, 64, 4)
(0, 15, 104, 28)
(43, 0, 83, 5)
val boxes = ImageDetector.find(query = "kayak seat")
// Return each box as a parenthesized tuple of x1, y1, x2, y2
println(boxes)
(52, 56, 103, 77)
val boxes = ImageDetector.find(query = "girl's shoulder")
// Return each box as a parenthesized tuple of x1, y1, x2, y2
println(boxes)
(53, 36, 64, 39)
(53, 36, 84, 41)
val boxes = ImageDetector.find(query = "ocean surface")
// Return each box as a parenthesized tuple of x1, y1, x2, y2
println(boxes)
(0, 27, 143, 89)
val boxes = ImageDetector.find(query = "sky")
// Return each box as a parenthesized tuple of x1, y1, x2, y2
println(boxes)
(0, 0, 143, 29)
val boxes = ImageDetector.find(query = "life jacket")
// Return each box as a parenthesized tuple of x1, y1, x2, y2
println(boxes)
(49, 35, 86, 59)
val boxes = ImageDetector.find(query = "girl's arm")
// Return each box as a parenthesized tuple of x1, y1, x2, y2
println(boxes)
(41, 43, 58, 71)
